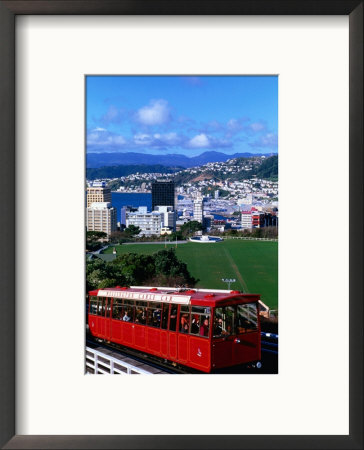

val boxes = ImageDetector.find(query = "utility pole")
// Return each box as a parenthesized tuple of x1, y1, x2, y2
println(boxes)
(221, 278, 236, 290)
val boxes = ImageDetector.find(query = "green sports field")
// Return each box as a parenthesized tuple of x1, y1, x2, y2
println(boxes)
(103, 240, 278, 310)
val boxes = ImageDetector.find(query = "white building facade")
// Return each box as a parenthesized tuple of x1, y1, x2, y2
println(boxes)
(126, 209, 162, 236)
(154, 205, 175, 230)
(241, 211, 253, 229)
(193, 196, 204, 223)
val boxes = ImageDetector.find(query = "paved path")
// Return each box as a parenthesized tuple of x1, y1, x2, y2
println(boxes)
(123, 241, 188, 245)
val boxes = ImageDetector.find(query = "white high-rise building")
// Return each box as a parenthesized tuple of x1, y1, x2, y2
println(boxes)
(241, 211, 252, 229)
(126, 210, 162, 236)
(87, 202, 117, 236)
(154, 205, 175, 230)
(193, 196, 204, 223)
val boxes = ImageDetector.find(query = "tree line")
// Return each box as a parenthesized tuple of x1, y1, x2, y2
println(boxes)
(86, 248, 198, 292)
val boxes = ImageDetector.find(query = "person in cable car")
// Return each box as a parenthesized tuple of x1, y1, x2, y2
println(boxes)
(200, 318, 210, 337)
(214, 318, 223, 336)
(123, 310, 131, 322)
(191, 315, 200, 334)
(180, 314, 189, 332)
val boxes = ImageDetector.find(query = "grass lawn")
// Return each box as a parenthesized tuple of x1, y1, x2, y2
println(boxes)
(103, 240, 278, 309)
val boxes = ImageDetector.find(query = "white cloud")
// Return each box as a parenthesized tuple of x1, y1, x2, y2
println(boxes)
(134, 132, 181, 148)
(188, 133, 210, 148)
(250, 122, 265, 132)
(155, 132, 180, 145)
(136, 99, 170, 126)
(261, 132, 277, 146)
(134, 133, 152, 145)
(113, 136, 126, 145)
(226, 118, 246, 136)
(250, 132, 278, 149)
(87, 129, 126, 148)
(227, 119, 240, 130)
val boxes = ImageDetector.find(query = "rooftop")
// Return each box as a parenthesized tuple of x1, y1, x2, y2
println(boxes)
(90, 285, 260, 307)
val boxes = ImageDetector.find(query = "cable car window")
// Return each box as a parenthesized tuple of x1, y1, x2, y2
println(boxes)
(169, 306, 177, 331)
(105, 299, 112, 318)
(190, 314, 200, 334)
(190, 307, 211, 336)
(180, 306, 190, 333)
(192, 306, 211, 315)
(147, 302, 161, 328)
(237, 303, 258, 333)
(135, 301, 147, 325)
(112, 299, 123, 320)
(97, 297, 106, 316)
(124, 300, 134, 306)
(161, 303, 169, 329)
(89, 297, 98, 315)
(122, 299, 135, 322)
(213, 306, 235, 337)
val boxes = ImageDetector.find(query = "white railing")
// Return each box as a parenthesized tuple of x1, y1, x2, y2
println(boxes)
(86, 347, 152, 375)
(223, 236, 278, 241)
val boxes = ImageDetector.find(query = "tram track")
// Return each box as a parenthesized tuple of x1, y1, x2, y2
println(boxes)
(86, 331, 278, 374)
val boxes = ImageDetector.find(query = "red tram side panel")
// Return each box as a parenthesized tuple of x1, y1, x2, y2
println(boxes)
(88, 286, 261, 373)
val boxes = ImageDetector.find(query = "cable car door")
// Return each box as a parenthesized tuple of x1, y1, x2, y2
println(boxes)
(105, 298, 112, 340)
(168, 305, 178, 360)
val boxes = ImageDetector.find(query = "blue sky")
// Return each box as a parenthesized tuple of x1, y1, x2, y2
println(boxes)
(86, 76, 278, 156)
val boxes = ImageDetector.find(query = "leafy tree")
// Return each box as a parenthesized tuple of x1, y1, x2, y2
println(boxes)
(112, 252, 155, 285)
(123, 225, 141, 237)
(168, 231, 183, 241)
(109, 231, 130, 244)
(86, 258, 126, 292)
(151, 249, 197, 286)
(87, 231, 107, 241)
(86, 248, 197, 292)
(180, 221, 203, 237)
(251, 228, 263, 238)
(86, 231, 108, 252)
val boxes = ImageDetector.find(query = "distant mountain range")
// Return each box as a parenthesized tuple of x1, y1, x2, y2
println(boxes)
(86, 151, 277, 169)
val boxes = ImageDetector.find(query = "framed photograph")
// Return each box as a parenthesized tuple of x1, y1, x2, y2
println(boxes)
(0, 1, 362, 449)
(85, 74, 278, 377)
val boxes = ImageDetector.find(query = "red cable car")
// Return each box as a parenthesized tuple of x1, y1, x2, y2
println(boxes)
(88, 286, 261, 373)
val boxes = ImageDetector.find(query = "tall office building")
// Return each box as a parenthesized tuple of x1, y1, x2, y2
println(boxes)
(87, 202, 117, 236)
(87, 181, 111, 207)
(193, 196, 204, 223)
(152, 181, 175, 211)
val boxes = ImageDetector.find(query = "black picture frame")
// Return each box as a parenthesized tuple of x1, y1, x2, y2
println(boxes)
(0, 1, 362, 449)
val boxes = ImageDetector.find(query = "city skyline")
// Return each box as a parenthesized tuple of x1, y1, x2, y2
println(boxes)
(86, 75, 278, 157)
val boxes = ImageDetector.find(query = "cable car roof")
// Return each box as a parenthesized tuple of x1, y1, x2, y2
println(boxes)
(89, 286, 260, 307)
